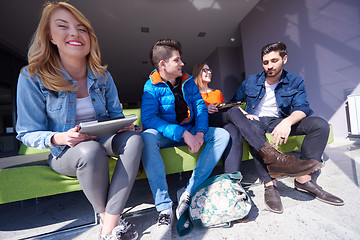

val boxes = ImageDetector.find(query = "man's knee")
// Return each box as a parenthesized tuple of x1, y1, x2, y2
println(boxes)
(203, 127, 229, 149)
(140, 129, 164, 168)
(218, 127, 230, 138)
(223, 123, 243, 142)
(212, 127, 230, 143)
(141, 129, 160, 146)
(307, 116, 330, 135)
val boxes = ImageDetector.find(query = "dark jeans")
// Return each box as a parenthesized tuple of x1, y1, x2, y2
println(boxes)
(209, 106, 266, 173)
(249, 116, 330, 182)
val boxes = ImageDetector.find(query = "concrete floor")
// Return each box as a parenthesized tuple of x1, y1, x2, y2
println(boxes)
(0, 138, 359, 240)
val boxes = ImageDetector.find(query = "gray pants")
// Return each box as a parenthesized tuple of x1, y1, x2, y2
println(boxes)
(49, 131, 143, 215)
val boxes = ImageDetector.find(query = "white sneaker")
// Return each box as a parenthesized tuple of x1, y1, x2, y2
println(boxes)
(99, 215, 138, 240)
(152, 211, 173, 240)
(176, 188, 191, 228)
(99, 233, 113, 240)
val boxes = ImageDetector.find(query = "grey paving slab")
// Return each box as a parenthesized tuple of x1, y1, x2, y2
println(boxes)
(0, 139, 359, 240)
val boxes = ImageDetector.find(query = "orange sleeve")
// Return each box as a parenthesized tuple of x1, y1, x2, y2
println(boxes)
(219, 91, 225, 104)
(201, 89, 225, 106)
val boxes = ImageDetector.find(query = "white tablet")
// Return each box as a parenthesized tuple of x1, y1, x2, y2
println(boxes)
(78, 114, 138, 137)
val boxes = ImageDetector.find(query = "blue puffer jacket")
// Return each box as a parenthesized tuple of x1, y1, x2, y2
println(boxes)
(141, 70, 208, 142)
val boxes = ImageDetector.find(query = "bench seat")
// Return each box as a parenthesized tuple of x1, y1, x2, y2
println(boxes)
(0, 108, 333, 204)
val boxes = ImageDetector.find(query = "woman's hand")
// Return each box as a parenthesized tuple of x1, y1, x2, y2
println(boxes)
(117, 123, 135, 133)
(207, 103, 218, 114)
(51, 126, 96, 147)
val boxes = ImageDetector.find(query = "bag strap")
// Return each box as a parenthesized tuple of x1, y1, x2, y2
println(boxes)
(176, 206, 193, 236)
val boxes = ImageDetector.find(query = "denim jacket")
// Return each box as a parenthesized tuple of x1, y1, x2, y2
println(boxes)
(16, 66, 123, 158)
(232, 70, 313, 117)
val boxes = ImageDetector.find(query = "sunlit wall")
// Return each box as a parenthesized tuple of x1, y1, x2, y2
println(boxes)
(240, 0, 360, 138)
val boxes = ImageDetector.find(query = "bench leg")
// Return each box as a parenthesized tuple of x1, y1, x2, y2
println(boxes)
(95, 210, 100, 225)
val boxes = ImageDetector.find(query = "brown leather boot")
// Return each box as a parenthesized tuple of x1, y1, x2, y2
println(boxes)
(258, 142, 322, 178)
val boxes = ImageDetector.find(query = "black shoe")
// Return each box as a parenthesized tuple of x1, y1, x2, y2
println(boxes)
(294, 180, 344, 206)
(264, 185, 283, 214)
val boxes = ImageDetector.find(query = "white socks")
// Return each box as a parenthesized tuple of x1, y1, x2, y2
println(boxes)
(160, 208, 173, 216)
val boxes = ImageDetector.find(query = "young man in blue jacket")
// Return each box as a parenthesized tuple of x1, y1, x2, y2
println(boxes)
(141, 39, 230, 239)
(233, 42, 344, 214)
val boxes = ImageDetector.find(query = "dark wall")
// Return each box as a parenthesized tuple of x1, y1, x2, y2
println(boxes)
(0, 44, 27, 154)
(205, 46, 245, 102)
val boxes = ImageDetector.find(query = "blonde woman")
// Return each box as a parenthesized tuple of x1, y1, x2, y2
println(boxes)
(16, 2, 142, 239)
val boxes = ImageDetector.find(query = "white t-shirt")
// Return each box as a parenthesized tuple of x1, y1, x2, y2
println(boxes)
(254, 81, 281, 117)
(75, 96, 96, 126)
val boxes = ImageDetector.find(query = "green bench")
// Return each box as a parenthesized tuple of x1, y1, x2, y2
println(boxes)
(0, 108, 334, 204)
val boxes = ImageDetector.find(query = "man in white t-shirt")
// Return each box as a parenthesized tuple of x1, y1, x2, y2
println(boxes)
(233, 42, 343, 213)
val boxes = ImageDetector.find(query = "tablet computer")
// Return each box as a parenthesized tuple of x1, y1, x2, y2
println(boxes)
(78, 114, 138, 137)
(216, 101, 242, 110)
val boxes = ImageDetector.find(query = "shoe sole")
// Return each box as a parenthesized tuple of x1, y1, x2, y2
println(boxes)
(264, 200, 284, 214)
(269, 162, 323, 178)
(294, 187, 345, 206)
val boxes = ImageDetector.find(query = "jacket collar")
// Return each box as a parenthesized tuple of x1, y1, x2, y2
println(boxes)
(150, 69, 192, 85)
(86, 66, 98, 81)
(60, 66, 98, 82)
(60, 66, 98, 90)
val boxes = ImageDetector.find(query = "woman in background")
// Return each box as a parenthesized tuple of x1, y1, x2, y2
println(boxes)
(16, 2, 142, 239)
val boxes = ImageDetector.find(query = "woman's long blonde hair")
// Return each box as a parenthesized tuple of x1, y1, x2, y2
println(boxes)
(24, 1, 107, 92)
(192, 62, 208, 93)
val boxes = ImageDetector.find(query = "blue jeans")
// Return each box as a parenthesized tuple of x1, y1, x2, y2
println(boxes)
(141, 127, 230, 212)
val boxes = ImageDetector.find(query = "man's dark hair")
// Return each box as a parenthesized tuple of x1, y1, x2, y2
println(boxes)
(261, 42, 287, 59)
(150, 39, 182, 70)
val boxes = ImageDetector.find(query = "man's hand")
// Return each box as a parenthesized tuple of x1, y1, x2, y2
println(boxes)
(245, 114, 259, 121)
(183, 130, 204, 153)
(271, 111, 306, 147)
(194, 131, 204, 146)
(207, 103, 218, 114)
(271, 118, 292, 146)
(51, 126, 96, 148)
